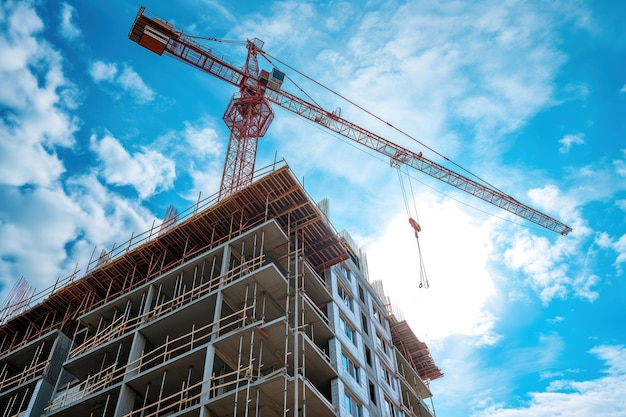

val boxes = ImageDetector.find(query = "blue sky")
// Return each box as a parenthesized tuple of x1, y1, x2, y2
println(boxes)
(1, 0, 625, 416)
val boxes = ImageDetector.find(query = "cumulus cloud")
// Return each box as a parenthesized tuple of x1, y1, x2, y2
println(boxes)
(0, 2, 163, 301)
(117, 66, 156, 103)
(89, 60, 118, 82)
(179, 121, 225, 197)
(181, 120, 224, 158)
(503, 228, 598, 303)
(0, 1, 79, 187)
(472, 345, 626, 417)
(89, 60, 155, 103)
(620, 84, 626, 93)
(493, 182, 609, 303)
(558, 133, 584, 153)
(90, 133, 176, 199)
(59, 2, 81, 40)
(65, 174, 157, 248)
(0, 185, 81, 291)
(589, 229, 626, 274)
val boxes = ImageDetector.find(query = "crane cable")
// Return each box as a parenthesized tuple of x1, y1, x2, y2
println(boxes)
(260, 50, 513, 200)
(396, 167, 430, 289)
(184, 35, 246, 45)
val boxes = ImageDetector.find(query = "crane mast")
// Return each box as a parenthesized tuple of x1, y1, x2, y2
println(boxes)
(128, 7, 572, 236)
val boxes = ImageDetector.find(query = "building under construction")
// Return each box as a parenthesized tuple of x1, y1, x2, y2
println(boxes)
(0, 161, 442, 417)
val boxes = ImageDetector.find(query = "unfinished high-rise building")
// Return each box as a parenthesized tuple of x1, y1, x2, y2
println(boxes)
(0, 162, 442, 417)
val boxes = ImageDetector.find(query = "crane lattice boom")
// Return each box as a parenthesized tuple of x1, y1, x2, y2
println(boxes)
(128, 7, 572, 236)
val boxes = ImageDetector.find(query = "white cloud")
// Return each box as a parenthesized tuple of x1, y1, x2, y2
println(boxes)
(503, 228, 598, 303)
(620, 84, 626, 93)
(547, 316, 565, 324)
(489, 182, 611, 304)
(0, 174, 158, 302)
(90, 133, 176, 199)
(615, 234, 626, 267)
(431, 332, 567, 416)
(179, 121, 225, 198)
(544, 151, 626, 214)
(151, 119, 226, 199)
(322, 0, 581, 157)
(117, 66, 156, 103)
(89, 60, 155, 103)
(59, 2, 81, 40)
(0, 2, 163, 302)
(200, 0, 235, 23)
(0, 185, 82, 292)
(472, 345, 626, 417)
(65, 174, 157, 247)
(181, 120, 223, 158)
(595, 232, 612, 249)
(0, 0, 78, 187)
(615, 151, 626, 176)
(558, 133, 585, 153)
(588, 228, 626, 274)
(366, 193, 499, 345)
(89, 60, 118, 82)
(233, 2, 317, 51)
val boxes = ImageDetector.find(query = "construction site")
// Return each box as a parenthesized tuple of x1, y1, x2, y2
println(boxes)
(0, 6, 572, 417)
(0, 161, 442, 417)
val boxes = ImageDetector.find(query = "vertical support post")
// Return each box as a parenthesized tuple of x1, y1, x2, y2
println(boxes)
(201, 345, 216, 404)
(233, 332, 245, 417)
(184, 365, 193, 410)
(140, 383, 151, 417)
(156, 370, 167, 414)
(200, 259, 206, 286)
(294, 229, 299, 417)
(15, 386, 30, 416)
(282, 212, 291, 417)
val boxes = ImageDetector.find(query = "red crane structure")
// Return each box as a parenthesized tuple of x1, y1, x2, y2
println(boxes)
(128, 7, 572, 236)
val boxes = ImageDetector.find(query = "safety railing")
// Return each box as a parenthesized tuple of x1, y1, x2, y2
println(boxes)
(69, 254, 265, 358)
(0, 359, 50, 392)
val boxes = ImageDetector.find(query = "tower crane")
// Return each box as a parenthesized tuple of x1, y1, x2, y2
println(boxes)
(128, 7, 572, 236)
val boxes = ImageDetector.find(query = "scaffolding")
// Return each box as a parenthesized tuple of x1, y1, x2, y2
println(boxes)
(45, 212, 338, 416)
(0, 161, 441, 417)
(0, 161, 348, 359)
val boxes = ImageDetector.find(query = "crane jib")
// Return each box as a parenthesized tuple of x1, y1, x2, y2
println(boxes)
(263, 88, 572, 236)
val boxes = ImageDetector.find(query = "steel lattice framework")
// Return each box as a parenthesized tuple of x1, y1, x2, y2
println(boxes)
(128, 7, 572, 235)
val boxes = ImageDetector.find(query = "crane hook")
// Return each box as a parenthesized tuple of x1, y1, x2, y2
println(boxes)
(408, 217, 429, 289)
(409, 217, 421, 236)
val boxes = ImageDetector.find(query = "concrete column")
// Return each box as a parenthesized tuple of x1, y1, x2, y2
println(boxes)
(112, 384, 135, 417)
(143, 284, 156, 315)
(200, 345, 216, 405)
(221, 244, 231, 276)
(114, 330, 147, 416)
